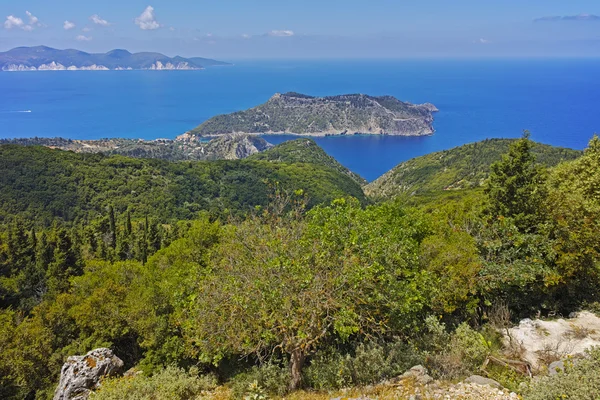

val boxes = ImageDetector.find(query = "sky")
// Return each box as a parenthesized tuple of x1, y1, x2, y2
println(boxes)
(1, 0, 600, 59)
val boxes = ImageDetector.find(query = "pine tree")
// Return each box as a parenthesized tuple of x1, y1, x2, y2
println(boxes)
(46, 227, 82, 295)
(108, 205, 117, 249)
(485, 131, 547, 232)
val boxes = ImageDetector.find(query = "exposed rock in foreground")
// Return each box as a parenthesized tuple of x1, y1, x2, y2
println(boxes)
(187, 92, 438, 137)
(53, 348, 123, 400)
(1, 134, 272, 161)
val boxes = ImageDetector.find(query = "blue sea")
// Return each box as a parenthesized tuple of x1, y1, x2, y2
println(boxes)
(1, 59, 600, 181)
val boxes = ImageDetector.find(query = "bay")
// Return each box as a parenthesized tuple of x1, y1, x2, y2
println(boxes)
(1, 59, 599, 181)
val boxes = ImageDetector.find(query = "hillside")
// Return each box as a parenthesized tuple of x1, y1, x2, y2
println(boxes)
(0, 134, 271, 161)
(247, 139, 367, 185)
(0, 46, 230, 71)
(0, 143, 366, 223)
(187, 92, 438, 137)
(365, 138, 581, 199)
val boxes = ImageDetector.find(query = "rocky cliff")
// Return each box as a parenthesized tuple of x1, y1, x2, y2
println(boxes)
(187, 92, 438, 137)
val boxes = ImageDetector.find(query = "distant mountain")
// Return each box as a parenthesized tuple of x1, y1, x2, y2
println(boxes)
(0, 46, 231, 71)
(186, 92, 438, 137)
(364, 139, 582, 200)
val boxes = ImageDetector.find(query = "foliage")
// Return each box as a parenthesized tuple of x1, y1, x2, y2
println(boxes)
(523, 348, 600, 400)
(0, 144, 366, 223)
(92, 366, 218, 400)
(182, 198, 428, 389)
(248, 139, 367, 185)
(229, 362, 290, 399)
(366, 138, 580, 200)
(485, 132, 548, 232)
(304, 341, 422, 390)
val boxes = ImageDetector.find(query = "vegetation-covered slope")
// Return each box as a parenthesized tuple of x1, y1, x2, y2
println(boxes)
(188, 92, 438, 137)
(0, 144, 365, 223)
(1, 134, 271, 162)
(365, 138, 581, 199)
(248, 139, 367, 185)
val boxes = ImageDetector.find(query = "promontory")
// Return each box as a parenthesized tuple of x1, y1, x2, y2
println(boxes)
(184, 92, 438, 137)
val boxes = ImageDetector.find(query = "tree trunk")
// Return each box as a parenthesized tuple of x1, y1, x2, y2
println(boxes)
(289, 349, 306, 391)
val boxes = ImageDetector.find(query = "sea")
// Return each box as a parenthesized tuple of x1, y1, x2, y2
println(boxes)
(1, 58, 599, 181)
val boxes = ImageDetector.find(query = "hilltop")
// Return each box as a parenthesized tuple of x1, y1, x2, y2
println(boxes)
(365, 138, 581, 200)
(0, 46, 231, 71)
(187, 92, 438, 137)
(248, 139, 367, 185)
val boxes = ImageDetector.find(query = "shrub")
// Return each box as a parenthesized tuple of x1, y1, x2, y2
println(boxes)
(422, 317, 491, 379)
(229, 362, 290, 399)
(523, 347, 600, 400)
(91, 366, 217, 400)
(303, 341, 422, 390)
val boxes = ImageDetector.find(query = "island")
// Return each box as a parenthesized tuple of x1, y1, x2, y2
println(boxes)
(184, 92, 438, 138)
(0, 46, 231, 71)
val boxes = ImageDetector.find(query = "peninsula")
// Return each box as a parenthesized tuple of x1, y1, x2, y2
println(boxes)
(185, 92, 438, 137)
(0, 46, 231, 71)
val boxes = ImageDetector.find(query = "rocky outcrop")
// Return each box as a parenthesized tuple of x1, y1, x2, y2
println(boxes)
(187, 92, 438, 137)
(391, 365, 434, 385)
(53, 348, 124, 400)
(464, 375, 503, 389)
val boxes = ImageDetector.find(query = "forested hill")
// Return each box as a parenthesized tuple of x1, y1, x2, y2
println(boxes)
(0, 144, 366, 224)
(248, 139, 367, 185)
(187, 92, 438, 137)
(365, 138, 582, 199)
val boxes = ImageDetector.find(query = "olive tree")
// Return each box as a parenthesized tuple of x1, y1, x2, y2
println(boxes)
(183, 199, 428, 390)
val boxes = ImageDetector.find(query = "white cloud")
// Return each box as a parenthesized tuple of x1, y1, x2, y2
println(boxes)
(135, 6, 160, 30)
(241, 33, 251, 39)
(478, 38, 491, 44)
(25, 11, 41, 27)
(4, 15, 25, 29)
(268, 30, 294, 37)
(76, 35, 92, 41)
(82, 27, 92, 32)
(90, 14, 110, 26)
(64, 20, 76, 30)
(169, 26, 175, 31)
(4, 12, 42, 31)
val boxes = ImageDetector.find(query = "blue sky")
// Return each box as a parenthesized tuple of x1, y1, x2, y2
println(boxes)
(1, 0, 600, 58)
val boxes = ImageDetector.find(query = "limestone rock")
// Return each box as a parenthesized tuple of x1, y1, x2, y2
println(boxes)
(392, 365, 434, 385)
(53, 348, 124, 400)
(464, 375, 503, 389)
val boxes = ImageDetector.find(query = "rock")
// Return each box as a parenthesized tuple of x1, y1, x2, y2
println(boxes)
(568, 312, 579, 319)
(548, 360, 564, 376)
(392, 365, 434, 385)
(53, 348, 124, 400)
(464, 375, 503, 389)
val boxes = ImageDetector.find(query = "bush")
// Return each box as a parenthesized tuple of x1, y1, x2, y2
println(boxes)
(229, 362, 290, 399)
(91, 366, 217, 400)
(303, 341, 422, 390)
(522, 347, 600, 400)
(422, 317, 491, 379)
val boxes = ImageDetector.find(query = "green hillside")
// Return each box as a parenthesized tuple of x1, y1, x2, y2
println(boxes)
(247, 138, 367, 185)
(0, 144, 366, 224)
(365, 138, 581, 200)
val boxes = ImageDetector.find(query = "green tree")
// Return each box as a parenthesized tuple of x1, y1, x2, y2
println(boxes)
(485, 131, 547, 232)
(184, 199, 428, 390)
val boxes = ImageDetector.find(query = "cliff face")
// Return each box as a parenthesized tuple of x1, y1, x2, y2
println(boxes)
(188, 92, 438, 137)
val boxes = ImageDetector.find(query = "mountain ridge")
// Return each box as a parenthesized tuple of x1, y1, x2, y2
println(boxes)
(0, 46, 231, 71)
